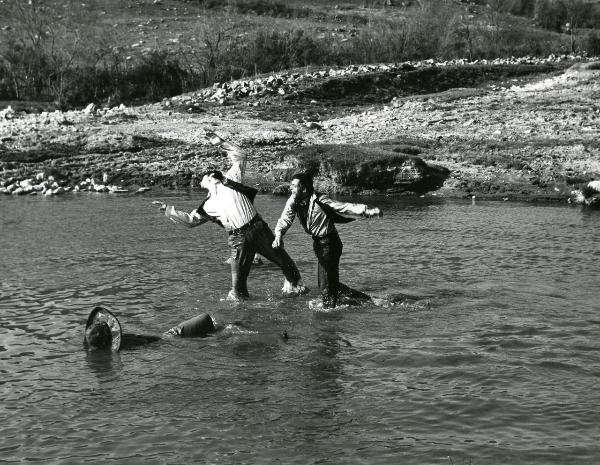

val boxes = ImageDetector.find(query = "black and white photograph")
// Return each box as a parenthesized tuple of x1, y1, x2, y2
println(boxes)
(1, 0, 599, 463)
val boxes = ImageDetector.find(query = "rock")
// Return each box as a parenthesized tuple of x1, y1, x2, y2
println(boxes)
(305, 121, 323, 130)
(272, 184, 291, 196)
(1, 106, 15, 120)
(83, 103, 96, 114)
(588, 180, 600, 192)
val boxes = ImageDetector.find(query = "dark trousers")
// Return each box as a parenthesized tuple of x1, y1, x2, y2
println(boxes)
(228, 218, 301, 297)
(313, 232, 343, 308)
(313, 231, 371, 308)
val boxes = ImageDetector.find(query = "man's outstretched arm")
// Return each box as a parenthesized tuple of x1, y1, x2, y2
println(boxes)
(318, 195, 382, 217)
(152, 201, 209, 228)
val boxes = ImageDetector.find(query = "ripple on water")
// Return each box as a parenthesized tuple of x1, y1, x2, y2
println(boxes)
(2, 197, 600, 464)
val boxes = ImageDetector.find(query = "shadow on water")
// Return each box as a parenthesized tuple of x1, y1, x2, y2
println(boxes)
(84, 350, 124, 381)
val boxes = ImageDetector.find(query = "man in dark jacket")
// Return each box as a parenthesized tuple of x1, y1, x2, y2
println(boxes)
(273, 173, 382, 308)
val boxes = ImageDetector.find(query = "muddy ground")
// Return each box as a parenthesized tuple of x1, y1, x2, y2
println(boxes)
(1, 58, 599, 201)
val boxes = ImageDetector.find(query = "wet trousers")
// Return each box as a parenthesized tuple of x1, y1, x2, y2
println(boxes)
(227, 217, 301, 297)
(313, 231, 371, 308)
(313, 232, 343, 308)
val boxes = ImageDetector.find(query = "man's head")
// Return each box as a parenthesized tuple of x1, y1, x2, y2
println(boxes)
(291, 172, 313, 199)
(85, 321, 113, 349)
(200, 170, 224, 189)
(84, 306, 123, 351)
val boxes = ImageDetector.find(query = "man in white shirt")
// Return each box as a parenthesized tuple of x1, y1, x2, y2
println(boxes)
(273, 172, 381, 308)
(155, 132, 307, 301)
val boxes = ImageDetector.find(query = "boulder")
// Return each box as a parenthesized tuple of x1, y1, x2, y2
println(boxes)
(272, 144, 450, 194)
(569, 180, 600, 208)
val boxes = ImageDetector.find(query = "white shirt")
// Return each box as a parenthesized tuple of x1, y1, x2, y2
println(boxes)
(165, 141, 256, 230)
(275, 192, 368, 238)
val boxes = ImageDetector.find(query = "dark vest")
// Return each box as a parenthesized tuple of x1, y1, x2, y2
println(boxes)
(294, 193, 355, 233)
(196, 178, 258, 228)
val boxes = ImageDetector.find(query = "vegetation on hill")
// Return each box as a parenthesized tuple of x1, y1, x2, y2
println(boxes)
(0, 0, 598, 109)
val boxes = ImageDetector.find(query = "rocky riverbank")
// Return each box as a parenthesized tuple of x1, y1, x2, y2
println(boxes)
(1, 56, 599, 203)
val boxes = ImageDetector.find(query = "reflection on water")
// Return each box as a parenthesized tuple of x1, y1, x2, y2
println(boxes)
(1, 194, 600, 464)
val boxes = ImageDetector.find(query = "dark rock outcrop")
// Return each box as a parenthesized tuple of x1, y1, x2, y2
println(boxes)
(271, 143, 449, 194)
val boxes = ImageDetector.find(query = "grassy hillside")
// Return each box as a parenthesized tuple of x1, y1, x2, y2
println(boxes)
(0, 0, 591, 108)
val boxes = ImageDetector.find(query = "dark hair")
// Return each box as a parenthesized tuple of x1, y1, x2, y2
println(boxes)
(292, 172, 314, 192)
(86, 322, 112, 349)
(201, 170, 223, 179)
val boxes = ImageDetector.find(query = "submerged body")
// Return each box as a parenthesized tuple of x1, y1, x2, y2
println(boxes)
(84, 307, 215, 351)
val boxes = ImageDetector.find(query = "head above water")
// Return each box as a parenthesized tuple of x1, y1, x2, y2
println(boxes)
(84, 306, 122, 351)
(200, 170, 224, 190)
(291, 172, 314, 199)
(85, 321, 112, 349)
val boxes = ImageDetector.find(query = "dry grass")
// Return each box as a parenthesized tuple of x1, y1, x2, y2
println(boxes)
(0, 0, 586, 108)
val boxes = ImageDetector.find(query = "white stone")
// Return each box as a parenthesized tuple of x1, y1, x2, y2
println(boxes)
(587, 180, 600, 192)
(1, 105, 15, 119)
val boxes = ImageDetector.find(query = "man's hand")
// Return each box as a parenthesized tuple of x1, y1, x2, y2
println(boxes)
(272, 234, 284, 249)
(365, 207, 382, 217)
(152, 201, 167, 211)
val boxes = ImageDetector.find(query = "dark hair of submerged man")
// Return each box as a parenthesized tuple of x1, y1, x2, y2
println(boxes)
(292, 172, 314, 192)
(85, 321, 113, 349)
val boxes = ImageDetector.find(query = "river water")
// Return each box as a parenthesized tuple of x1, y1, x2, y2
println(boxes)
(1, 193, 599, 464)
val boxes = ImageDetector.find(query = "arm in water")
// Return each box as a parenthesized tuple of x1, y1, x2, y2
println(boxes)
(152, 201, 210, 227)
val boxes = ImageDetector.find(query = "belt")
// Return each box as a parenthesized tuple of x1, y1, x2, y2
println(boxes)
(229, 214, 261, 236)
(312, 229, 339, 241)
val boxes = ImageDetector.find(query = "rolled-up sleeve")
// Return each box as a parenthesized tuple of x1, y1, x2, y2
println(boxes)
(275, 196, 297, 236)
(164, 205, 208, 227)
(221, 141, 247, 183)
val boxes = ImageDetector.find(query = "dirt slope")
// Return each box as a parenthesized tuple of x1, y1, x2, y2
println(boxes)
(1, 58, 599, 200)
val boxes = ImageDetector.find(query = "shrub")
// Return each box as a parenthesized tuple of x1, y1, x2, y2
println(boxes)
(583, 30, 600, 55)
(534, 0, 567, 32)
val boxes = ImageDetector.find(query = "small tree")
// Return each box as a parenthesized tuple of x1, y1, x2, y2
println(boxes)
(584, 30, 600, 55)
(535, 0, 568, 32)
(561, 0, 587, 53)
(0, 0, 52, 99)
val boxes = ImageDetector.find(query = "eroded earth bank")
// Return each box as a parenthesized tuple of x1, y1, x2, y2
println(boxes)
(1, 57, 599, 202)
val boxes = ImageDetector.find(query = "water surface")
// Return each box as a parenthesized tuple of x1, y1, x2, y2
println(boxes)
(1, 193, 599, 464)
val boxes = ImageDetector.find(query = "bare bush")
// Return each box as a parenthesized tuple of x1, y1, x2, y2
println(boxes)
(0, 0, 593, 108)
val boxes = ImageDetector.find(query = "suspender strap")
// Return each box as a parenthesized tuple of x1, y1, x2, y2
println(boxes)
(195, 178, 258, 229)
(314, 194, 355, 224)
(196, 197, 224, 228)
(222, 177, 258, 203)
